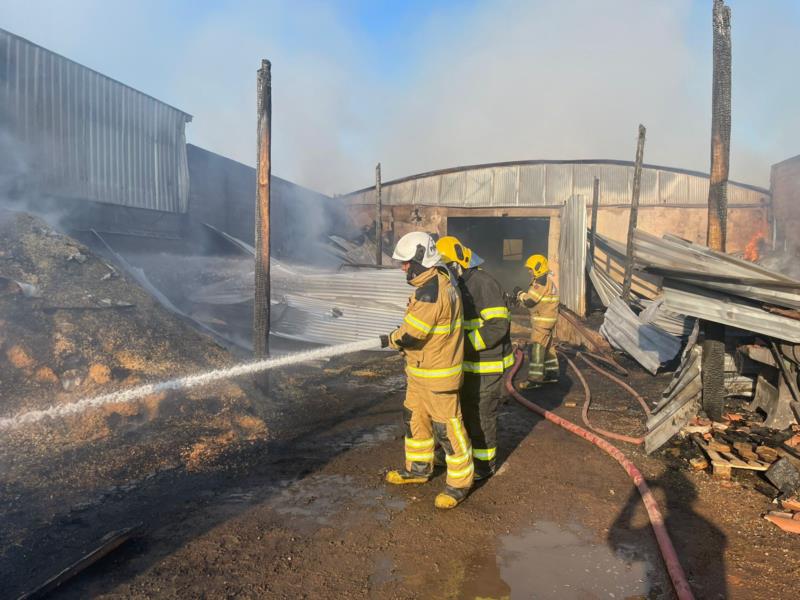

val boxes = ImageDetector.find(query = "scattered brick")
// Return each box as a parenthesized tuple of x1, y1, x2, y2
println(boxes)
(690, 456, 709, 471)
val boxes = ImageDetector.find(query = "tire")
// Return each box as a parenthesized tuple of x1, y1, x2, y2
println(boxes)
(702, 322, 726, 422)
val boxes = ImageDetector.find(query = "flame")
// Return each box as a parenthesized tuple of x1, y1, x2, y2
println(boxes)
(743, 229, 766, 262)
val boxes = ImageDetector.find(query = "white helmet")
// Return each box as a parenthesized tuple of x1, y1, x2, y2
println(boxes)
(392, 232, 441, 268)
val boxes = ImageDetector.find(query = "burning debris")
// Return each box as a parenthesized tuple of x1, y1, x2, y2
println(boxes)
(582, 221, 800, 536)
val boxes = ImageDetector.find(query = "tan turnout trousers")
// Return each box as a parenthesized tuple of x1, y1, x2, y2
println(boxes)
(403, 378, 474, 489)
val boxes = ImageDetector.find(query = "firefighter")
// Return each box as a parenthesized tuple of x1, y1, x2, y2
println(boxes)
(436, 236, 512, 480)
(379, 231, 474, 509)
(515, 254, 559, 388)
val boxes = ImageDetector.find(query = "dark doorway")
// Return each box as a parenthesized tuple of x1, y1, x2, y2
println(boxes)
(447, 217, 550, 292)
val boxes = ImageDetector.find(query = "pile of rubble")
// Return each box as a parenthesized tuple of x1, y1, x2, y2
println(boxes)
(586, 227, 800, 534)
(685, 414, 800, 533)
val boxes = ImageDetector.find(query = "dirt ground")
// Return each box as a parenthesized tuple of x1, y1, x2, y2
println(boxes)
(2, 341, 800, 599)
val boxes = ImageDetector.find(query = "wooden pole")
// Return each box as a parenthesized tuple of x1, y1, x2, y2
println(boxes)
(621, 125, 646, 303)
(703, 0, 732, 422)
(707, 0, 731, 251)
(375, 162, 382, 265)
(253, 59, 272, 358)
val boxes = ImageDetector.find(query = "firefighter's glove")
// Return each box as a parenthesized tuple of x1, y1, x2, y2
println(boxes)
(379, 334, 390, 349)
(513, 286, 523, 298)
(503, 291, 518, 308)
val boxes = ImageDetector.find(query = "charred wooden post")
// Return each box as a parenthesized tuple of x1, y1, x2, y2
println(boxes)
(622, 125, 646, 303)
(707, 0, 732, 250)
(375, 162, 382, 265)
(703, 0, 732, 422)
(254, 59, 272, 358)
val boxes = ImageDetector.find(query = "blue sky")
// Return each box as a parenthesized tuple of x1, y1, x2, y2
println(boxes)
(2, 0, 798, 192)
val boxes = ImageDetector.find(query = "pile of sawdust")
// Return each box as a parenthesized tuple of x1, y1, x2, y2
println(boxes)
(0, 210, 267, 455)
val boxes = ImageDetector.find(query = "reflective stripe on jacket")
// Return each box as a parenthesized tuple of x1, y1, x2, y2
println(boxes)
(389, 267, 464, 391)
(459, 267, 512, 375)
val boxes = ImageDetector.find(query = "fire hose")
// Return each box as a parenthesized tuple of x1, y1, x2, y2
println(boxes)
(561, 351, 651, 445)
(505, 348, 695, 600)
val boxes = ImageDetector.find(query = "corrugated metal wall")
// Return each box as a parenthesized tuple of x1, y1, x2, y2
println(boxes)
(0, 28, 191, 213)
(343, 161, 769, 209)
(558, 195, 587, 316)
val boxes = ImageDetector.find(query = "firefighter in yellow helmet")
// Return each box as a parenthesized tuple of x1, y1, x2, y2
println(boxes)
(437, 236, 512, 480)
(515, 254, 559, 388)
(379, 231, 473, 509)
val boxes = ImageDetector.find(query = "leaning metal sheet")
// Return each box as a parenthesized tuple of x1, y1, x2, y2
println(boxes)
(599, 298, 682, 374)
(558, 195, 587, 316)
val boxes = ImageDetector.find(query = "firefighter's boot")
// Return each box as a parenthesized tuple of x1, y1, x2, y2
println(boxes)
(473, 458, 496, 481)
(435, 485, 469, 509)
(520, 342, 545, 389)
(385, 469, 429, 485)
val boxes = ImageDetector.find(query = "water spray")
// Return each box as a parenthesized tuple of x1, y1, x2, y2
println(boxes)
(0, 338, 381, 432)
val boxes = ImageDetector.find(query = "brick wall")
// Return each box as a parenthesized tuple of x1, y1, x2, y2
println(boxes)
(771, 155, 800, 255)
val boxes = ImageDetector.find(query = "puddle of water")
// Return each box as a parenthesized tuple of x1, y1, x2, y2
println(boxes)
(461, 521, 651, 600)
(266, 474, 407, 534)
(334, 424, 398, 451)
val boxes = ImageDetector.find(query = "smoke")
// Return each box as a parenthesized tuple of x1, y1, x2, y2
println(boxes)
(1, 0, 798, 194)
(0, 123, 74, 230)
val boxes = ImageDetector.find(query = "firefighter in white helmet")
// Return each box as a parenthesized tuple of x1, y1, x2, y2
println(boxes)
(379, 231, 474, 509)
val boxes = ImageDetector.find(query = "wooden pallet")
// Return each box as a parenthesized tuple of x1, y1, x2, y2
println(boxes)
(692, 435, 771, 479)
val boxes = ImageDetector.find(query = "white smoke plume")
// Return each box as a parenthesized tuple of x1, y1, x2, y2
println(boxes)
(1, 0, 797, 193)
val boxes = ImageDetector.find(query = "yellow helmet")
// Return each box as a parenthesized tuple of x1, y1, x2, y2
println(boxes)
(436, 236, 471, 269)
(524, 254, 549, 278)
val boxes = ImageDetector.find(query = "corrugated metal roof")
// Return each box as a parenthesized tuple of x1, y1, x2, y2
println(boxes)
(631, 229, 800, 342)
(341, 160, 769, 209)
(0, 28, 191, 213)
(633, 230, 797, 284)
(662, 283, 800, 343)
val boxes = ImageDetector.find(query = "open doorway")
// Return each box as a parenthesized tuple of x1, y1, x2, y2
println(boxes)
(446, 217, 550, 292)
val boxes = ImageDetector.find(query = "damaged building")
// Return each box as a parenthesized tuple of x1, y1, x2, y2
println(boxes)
(342, 159, 775, 313)
(0, 27, 349, 257)
(0, 27, 378, 351)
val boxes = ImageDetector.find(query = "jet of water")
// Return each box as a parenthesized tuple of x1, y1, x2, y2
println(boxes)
(0, 338, 381, 432)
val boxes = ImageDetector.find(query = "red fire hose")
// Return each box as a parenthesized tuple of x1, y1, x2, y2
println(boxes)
(561, 352, 647, 445)
(505, 349, 695, 600)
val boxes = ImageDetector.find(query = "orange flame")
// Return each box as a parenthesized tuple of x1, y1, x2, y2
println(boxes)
(743, 229, 766, 262)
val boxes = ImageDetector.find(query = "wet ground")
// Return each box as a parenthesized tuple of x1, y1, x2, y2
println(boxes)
(2, 348, 800, 599)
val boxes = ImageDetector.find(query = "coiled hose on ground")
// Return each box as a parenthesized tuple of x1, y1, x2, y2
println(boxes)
(505, 348, 695, 600)
(560, 350, 650, 445)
